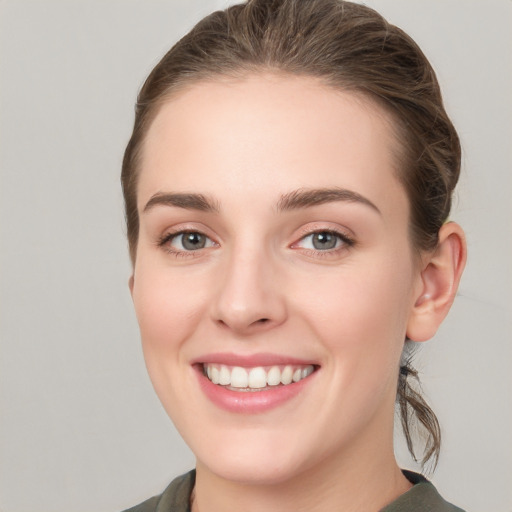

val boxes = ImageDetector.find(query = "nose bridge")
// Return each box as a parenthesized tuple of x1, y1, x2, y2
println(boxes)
(212, 237, 286, 333)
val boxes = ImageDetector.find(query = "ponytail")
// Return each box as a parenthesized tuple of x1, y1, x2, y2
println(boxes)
(397, 351, 441, 469)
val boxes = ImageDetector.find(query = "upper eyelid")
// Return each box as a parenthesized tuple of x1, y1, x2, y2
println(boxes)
(157, 223, 217, 240)
(299, 229, 348, 240)
(292, 222, 355, 241)
(292, 230, 354, 247)
(159, 229, 215, 245)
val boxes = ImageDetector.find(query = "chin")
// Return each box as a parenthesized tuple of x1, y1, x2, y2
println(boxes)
(188, 423, 332, 487)
(200, 451, 307, 486)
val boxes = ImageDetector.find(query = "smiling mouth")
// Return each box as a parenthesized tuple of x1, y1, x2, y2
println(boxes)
(202, 363, 317, 391)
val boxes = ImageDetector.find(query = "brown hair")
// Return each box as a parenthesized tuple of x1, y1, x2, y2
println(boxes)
(122, 0, 460, 468)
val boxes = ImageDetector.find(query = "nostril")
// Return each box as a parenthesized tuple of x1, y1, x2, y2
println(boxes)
(257, 318, 270, 324)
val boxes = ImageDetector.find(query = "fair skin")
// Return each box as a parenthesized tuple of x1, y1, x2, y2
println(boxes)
(130, 74, 466, 512)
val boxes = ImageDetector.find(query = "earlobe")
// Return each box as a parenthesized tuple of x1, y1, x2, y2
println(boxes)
(406, 222, 467, 342)
(128, 275, 135, 296)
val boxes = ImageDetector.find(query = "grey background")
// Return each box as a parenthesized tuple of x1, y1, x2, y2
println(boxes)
(1, 1, 511, 511)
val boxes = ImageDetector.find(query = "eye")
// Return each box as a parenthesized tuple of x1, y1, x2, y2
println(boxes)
(295, 230, 353, 251)
(161, 231, 216, 252)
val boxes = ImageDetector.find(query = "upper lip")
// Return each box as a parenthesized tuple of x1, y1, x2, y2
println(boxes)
(192, 352, 319, 367)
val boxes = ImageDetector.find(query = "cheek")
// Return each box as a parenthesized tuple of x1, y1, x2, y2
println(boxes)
(303, 261, 411, 332)
(130, 263, 213, 426)
(292, 253, 415, 376)
(131, 264, 208, 364)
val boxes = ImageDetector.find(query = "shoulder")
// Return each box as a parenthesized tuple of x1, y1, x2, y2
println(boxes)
(121, 470, 196, 512)
(381, 471, 466, 512)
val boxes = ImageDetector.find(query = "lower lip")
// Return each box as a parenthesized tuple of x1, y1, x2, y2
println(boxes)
(195, 366, 317, 413)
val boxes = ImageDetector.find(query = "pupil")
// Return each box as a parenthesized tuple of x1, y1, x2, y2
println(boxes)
(313, 232, 336, 250)
(183, 232, 206, 250)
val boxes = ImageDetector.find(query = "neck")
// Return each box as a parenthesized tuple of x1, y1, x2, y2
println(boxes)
(192, 426, 412, 512)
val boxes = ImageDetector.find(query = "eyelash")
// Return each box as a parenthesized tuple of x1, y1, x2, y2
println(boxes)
(292, 229, 355, 257)
(157, 228, 355, 258)
(157, 230, 217, 257)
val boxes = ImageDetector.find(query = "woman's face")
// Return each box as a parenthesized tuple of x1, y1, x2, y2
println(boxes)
(131, 74, 423, 484)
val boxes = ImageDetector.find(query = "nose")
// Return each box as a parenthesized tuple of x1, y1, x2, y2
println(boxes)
(211, 245, 287, 335)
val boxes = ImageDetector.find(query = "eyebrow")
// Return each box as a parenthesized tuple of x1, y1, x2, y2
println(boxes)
(142, 187, 380, 215)
(143, 192, 220, 213)
(276, 187, 381, 214)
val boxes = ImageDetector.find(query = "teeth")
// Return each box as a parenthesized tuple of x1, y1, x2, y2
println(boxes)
(203, 363, 315, 389)
(267, 366, 281, 386)
(210, 366, 220, 384)
(248, 367, 267, 389)
(231, 367, 249, 388)
(219, 365, 231, 385)
(281, 365, 293, 385)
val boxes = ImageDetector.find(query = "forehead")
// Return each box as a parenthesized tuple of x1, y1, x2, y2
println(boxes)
(138, 73, 407, 217)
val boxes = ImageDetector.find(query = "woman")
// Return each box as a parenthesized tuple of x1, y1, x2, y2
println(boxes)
(121, 0, 466, 510)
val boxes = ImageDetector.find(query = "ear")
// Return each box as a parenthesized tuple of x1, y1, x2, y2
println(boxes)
(406, 222, 467, 342)
(128, 274, 135, 296)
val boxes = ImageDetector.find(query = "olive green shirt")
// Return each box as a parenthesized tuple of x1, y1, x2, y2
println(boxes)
(123, 470, 465, 512)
